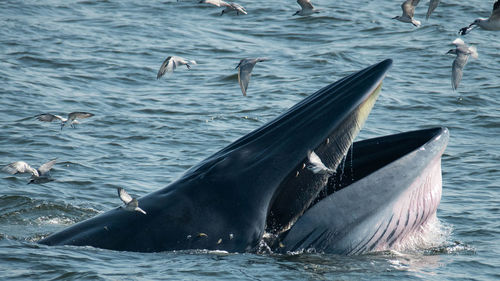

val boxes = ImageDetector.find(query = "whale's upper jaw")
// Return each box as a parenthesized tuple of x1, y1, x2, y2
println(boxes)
(263, 59, 391, 235)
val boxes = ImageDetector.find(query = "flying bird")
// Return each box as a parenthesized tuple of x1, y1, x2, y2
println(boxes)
(393, 0, 421, 27)
(2, 159, 57, 184)
(200, 0, 246, 15)
(220, 2, 247, 15)
(446, 38, 478, 90)
(35, 112, 94, 130)
(426, 0, 440, 19)
(459, 0, 500, 35)
(117, 187, 147, 215)
(306, 151, 334, 175)
(293, 0, 319, 16)
(157, 56, 197, 79)
(235, 58, 267, 96)
(199, 0, 228, 7)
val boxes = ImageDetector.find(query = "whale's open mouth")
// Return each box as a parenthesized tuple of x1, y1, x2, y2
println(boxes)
(274, 127, 448, 254)
(315, 127, 447, 205)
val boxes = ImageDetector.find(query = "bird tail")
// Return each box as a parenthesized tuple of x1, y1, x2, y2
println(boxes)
(412, 19, 421, 27)
(189, 60, 197, 65)
(468, 46, 478, 59)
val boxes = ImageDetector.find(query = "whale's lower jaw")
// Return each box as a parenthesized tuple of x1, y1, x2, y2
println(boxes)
(277, 127, 448, 255)
(343, 156, 443, 255)
(369, 158, 443, 254)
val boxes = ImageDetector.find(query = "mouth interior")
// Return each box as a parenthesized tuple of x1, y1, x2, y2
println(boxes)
(310, 127, 443, 207)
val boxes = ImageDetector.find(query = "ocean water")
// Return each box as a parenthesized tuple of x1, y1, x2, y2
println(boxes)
(0, 0, 499, 280)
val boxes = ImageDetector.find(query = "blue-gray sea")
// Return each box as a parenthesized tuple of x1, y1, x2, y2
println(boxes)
(1, 0, 499, 280)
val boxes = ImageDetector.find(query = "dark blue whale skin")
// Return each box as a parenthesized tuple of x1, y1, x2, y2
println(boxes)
(277, 127, 449, 254)
(40, 60, 398, 253)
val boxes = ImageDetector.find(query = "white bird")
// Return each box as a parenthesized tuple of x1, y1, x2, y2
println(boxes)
(117, 187, 147, 215)
(393, 0, 421, 27)
(446, 38, 478, 90)
(199, 0, 228, 7)
(200, 0, 247, 15)
(235, 58, 267, 96)
(157, 56, 197, 79)
(293, 0, 319, 16)
(426, 0, 440, 19)
(307, 151, 334, 175)
(459, 0, 500, 35)
(2, 159, 57, 184)
(220, 2, 247, 15)
(35, 112, 94, 130)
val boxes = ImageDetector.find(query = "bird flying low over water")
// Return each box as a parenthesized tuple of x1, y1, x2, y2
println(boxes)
(199, 0, 247, 15)
(221, 2, 247, 15)
(307, 151, 334, 175)
(117, 187, 147, 215)
(35, 112, 94, 130)
(446, 38, 478, 90)
(199, 0, 227, 7)
(426, 0, 440, 19)
(2, 159, 57, 184)
(293, 0, 319, 16)
(393, 0, 421, 27)
(459, 0, 500, 35)
(157, 56, 197, 79)
(235, 58, 267, 96)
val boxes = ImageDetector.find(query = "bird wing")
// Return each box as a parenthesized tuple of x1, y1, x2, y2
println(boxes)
(468, 45, 478, 59)
(201, 0, 216, 6)
(219, 1, 231, 7)
(68, 112, 94, 121)
(171, 59, 177, 71)
(238, 60, 256, 96)
(426, 0, 440, 19)
(157, 56, 174, 79)
(136, 206, 147, 215)
(308, 151, 325, 169)
(402, 0, 419, 17)
(2, 161, 37, 175)
(452, 54, 469, 90)
(38, 159, 57, 175)
(452, 38, 466, 48)
(491, 0, 500, 20)
(118, 187, 133, 204)
(297, 0, 314, 10)
(35, 113, 64, 122)
(231, 3, 247, 14)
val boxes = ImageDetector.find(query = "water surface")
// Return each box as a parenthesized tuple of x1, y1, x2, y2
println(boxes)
(0, 0, 499, 280)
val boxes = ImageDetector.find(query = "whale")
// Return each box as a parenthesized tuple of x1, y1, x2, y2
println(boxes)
(39, 59, 449, 254)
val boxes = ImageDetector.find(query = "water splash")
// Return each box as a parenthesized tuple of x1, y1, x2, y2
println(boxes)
(392, 216, 454, 253)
